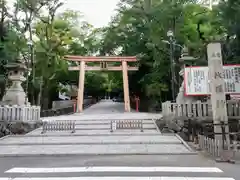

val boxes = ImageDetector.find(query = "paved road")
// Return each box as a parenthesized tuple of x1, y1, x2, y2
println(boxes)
(0, 155, 239, 179)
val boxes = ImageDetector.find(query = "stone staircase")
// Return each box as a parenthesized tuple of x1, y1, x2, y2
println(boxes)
(0, 101, 195, 157)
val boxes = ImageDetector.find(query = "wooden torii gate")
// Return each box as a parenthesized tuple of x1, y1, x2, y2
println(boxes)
(64, 56, 138, 112)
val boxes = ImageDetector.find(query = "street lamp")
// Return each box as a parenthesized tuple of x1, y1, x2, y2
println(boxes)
(161, 40, 184, 50)
(167, 30, 174, 38)
(166, 30, 176, 101)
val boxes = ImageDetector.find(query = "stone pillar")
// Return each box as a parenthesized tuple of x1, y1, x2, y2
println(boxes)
(122, 61, 131, 112)
(77, 61, 85, 113)
(207, 42, 229, 143)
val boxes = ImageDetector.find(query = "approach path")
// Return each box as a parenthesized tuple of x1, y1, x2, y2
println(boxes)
(0, 100, 238, 179)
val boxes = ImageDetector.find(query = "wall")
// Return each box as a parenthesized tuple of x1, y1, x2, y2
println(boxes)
(52, 100, 76, 109)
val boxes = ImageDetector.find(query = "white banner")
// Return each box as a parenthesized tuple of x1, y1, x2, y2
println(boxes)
(184, 65, 240, 95)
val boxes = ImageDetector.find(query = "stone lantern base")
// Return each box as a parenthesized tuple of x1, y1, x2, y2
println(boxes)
(1, 81, 30, 106)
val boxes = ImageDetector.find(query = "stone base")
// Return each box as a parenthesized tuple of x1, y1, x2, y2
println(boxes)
(215, 150, 235, 164)
(1, 80, 30, 105)
(0, 120, 42, 137)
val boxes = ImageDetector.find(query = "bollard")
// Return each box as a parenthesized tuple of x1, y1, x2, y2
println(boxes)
(41, 121, 48, 134)
(140, 120, 144, 132)
(135, 97, 140, 112)
(110, 120, 113, 132)
(73, 103, 76, 113)
(71, 121, 76, 133)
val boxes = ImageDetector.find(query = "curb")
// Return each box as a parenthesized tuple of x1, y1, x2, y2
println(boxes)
(0, 142, 183, 146)
(152, 118, 162, 134)
(0, 135, 10, 140)
(7, 133, 177, 137)
(0, 152, 197, 158)
(175, 134, 196, 153)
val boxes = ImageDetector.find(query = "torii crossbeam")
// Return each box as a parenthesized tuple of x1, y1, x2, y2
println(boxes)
(65, 55, 138, 112)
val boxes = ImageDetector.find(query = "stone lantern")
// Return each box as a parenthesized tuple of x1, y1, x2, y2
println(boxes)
(176, 46, 198, 104)
(1, 58, 30, 105)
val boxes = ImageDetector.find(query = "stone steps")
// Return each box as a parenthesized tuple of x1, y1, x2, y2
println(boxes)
(73, 119, 154, 124)
(26, 130, 160, 136)
(0, 135, 181, 145)
(42, 114, 162, 121)
(0, 143, 195, 156)
(0, 101, 195, 157)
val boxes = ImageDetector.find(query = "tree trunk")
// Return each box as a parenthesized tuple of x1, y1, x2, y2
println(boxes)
(42, 83, 49, 110)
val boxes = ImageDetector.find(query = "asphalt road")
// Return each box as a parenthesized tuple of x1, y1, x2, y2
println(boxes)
(0, 155, 239, 179)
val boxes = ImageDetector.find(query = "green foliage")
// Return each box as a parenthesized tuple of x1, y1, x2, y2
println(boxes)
(1, 0, 240, 109)
(100, 0, 226, 102)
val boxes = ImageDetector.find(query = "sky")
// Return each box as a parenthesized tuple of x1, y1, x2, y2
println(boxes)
(59, 0, 120, 27)
(7, 0, 120, 28)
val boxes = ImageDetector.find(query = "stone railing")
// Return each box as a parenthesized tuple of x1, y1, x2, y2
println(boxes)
(0, 105, 40, 121)
(41, 120, 76, 134)
(110, 120, 144, 132)
(162, 100, 240, 119)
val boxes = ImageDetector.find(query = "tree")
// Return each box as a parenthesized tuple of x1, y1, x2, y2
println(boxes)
(100, 0, 223, 108)
(33, 6, 84, 108)
(85, 72, 106, 97)
(216, 0, 240, 64)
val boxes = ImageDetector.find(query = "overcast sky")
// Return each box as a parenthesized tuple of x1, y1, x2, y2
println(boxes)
(60, 0, 120, 27)
(7, 0, 120, 28)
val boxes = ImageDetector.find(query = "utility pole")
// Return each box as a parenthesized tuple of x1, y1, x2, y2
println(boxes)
(25, 40, 33, 105)
(167, 30, 176, 101)
(29, 22, 35, 105)
(37, 76, 43, 106)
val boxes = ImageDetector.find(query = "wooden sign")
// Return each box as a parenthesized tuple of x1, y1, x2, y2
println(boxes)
(184, 65, 240, 95)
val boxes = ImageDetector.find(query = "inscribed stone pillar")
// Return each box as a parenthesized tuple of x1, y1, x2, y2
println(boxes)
(207, 42, 229, 142)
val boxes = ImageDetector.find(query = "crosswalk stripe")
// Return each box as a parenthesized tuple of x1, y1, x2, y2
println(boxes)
(8, 177, 235, 180)
(5, 166, 223, 173)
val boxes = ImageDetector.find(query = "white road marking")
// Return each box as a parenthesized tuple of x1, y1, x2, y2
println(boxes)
(10, 177, 235, 180)
(5, 166, 223, 173)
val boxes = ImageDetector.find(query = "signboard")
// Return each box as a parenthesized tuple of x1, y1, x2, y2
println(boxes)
(184, 65, 240, 95)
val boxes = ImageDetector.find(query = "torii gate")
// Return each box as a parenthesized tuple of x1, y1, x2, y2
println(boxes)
(64, 56, 138, 113)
